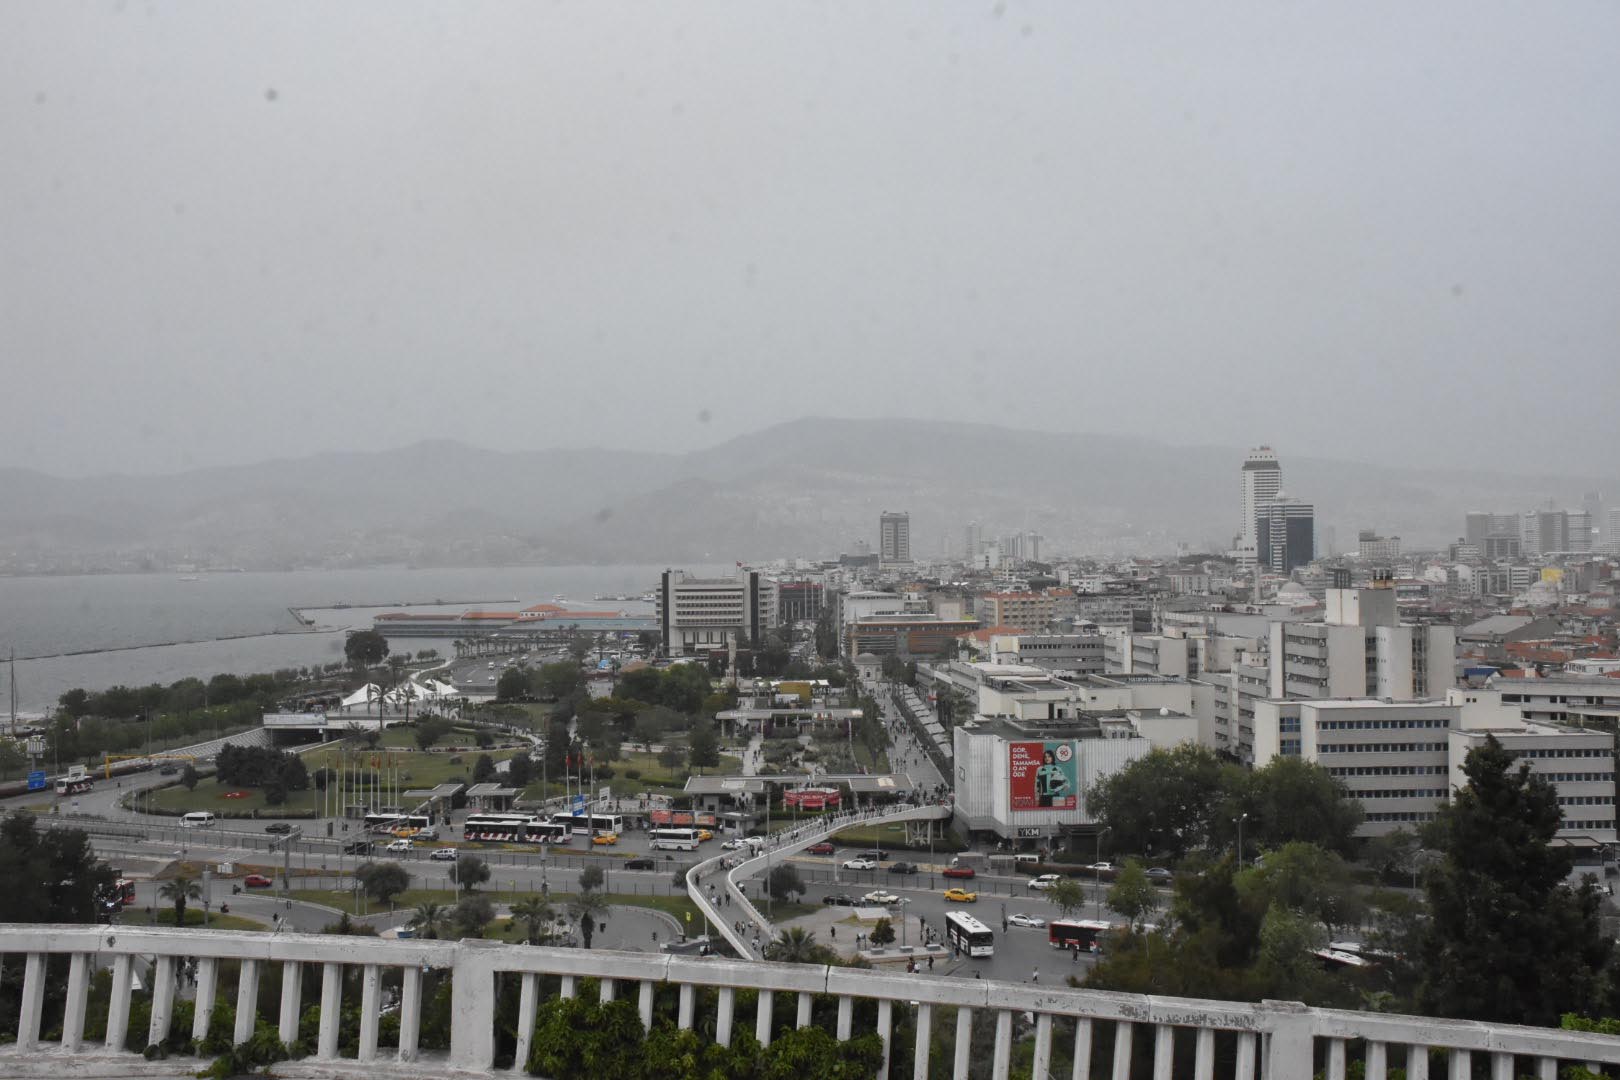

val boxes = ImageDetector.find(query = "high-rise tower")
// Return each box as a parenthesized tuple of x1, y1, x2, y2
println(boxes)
(1239, 447, 1282, 557)
(879, 510, 911, 565)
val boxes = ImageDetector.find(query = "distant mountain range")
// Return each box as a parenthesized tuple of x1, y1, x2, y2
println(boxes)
(0, 418, 1610, 571)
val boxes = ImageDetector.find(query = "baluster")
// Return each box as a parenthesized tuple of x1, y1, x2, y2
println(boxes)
(876, 999, 893, 1080)
(1032, 1014, 1053, 1080)
(397, 965, 422, 1063)
(1193, 1026, 1214, 1080)
(61, 953, 89, 1050)
(1326, 1038, 1347, 1080)
(1153, 1024, 1175, 1080)
(1234, 1032, 1257, 1080)
(233, 959, 259, 1047)
(278, 961, 302, 1046)
(838, 995, 854, 1040)
(17, 953, 46, 1050)
(358, 963, 381, 1061)
(991, 1010, 1013, 1080)
(953, 1007, 973, 1080)
(1490, 1052, 1513, 1080)
(513, 973, 537, 1075)
(1448, 1049, 1470, 1080)
(192, 958, 219, 1043)
(148, 955, 176, 1050)
(104, 954, 133, 1050)
(1112, 1021, 1134, 1080)
(755, 988, 774, 1047)
(1366, 1041, 1388, 1080)
(641, 980, 656, 1033)
(678, 983, 695, 1030)
(913, 1002, 932, 1080)
(1407, 1044, 1430, 1080)
(600, 977, 616, 1003)
(1535, 1059, 1557, 1080)
(560, 974, 576, 999)
(716, 987, 735, 1047)
(317, 961, 343, 1059)
(797, 992, 813, 1028)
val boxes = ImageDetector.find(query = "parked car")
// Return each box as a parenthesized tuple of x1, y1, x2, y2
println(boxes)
(624, 857, 654, 870)
(429, 848, 458, 862)
(858, 849, 888, 862)
(822, 894, 857, 907)
(861, 890, 902, 905)
(263, 823, 293, 834)
(887, 862, 917, 875)
(385, 839, 413, 853)
(592, 833, 619, 846)
(942, 888, 978, 903)
(806, 842, 835, 855)
(942, 865, 976, 879)
(158, 765, 177, 776)
(343, 840, 372, 855)
(243, 874, 273, 888)
(1145, 867, 1174, 883)
(721, 838, 747, 850)
(1007, 913, 1046, 928)
(1084, 861, 1117, 874)
(842, 858, 878, 871)
(1029, 874, 1063, 891)
(696, 830, 714, 841)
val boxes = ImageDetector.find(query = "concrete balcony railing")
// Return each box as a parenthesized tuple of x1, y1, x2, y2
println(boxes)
(5, 925, 1620, 1079)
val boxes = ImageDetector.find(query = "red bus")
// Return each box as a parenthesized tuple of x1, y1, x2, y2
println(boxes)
(1048, 919, 1115, 952)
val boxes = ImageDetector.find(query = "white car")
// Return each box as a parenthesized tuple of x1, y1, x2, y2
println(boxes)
(843, 858, 878, 871)
(1007, 913, 1047, 929)
(1029, 874, 1063, 891)
(861, 890, 901, 905)
(385, 839, 413, 853)
(721, 838, 747, 850)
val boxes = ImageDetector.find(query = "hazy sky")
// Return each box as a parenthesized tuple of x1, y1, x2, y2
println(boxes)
(4, 2, 1617, 477)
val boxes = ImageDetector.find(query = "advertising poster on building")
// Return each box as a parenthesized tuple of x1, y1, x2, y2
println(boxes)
(1008, 740, 1078, 811)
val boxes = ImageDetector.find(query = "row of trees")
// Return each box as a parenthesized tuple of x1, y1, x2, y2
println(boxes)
(1090, 745, 1363, 861)
(216, 744, 309, 791)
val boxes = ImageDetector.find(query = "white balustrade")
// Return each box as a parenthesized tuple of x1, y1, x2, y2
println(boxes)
(0, 924, 1618, 1080)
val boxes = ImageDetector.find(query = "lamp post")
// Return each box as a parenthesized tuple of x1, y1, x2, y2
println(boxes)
(1236, 812, 1248, 869)
(1094, 826, 1111, 918)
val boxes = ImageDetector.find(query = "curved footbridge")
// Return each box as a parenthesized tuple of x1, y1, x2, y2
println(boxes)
(686, 803, 951, 957)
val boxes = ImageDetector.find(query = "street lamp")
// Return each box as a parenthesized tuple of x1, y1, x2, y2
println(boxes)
(1236, 813, 1248, 868)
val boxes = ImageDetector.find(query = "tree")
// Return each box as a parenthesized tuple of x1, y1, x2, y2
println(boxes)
(536, 662, 582, 701)
(1242, 756, 1363, 857)
(767, 863, 806, 902)
(452, 894, 496, 938)
(506, 751, 534, 788)
(510, 897, 556, 945)
(496, 667, 530, 702)
(472, 754, 497, 784)
(0, 814, 115, 924)
(344, 629, 390, 671)
(632, 710, 665, 754)
(1237, 842, 1363, 934)
(1107, 860, 1159, 931)
(357, 861, 412, 906)
(688, 719, 721, 774)
(1361, 827, 1420, 883)
(570, 890, 609, 949)
(57, 688, 90, 718)
(159, 874, 202, 926)
(414, 716, 452, 750)
(1048, 878, 1087, 920)
(179, 763, 199, 791)
(1414, 735, 1616, 1026)
(411, 902, 449, 940)
(453, 854, 491, 891)
(578, 863, 605, 893)
(1090, 745, 1234, 860)
(765, 927, 833, 964)
(869, 917, 896, 947)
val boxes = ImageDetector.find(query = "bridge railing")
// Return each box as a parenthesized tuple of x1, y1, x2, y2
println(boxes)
(5, 925, 1620, 1080)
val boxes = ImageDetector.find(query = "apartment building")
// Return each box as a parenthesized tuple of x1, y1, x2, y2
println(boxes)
(978, 590, 1058, 633)
(656, 569, 778, 657)
(1449, 723, 1616, 844)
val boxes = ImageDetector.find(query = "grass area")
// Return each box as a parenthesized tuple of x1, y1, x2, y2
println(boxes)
(518, 750, 741, 800)
(117, 908, 266, 931)
(829, 824, 923, 850)
(760, 900, 821, 920)
(142, 782, 325, 815)
(291, 887, 703, 925)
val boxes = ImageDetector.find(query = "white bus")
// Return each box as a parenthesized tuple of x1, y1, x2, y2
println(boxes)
(649, 827, 700, 851)
(462, 813, 568, 844)
(180, 811, 216, 828)
(944, 911, 995, 958)
(54, 775, 93, 796)
(549, 812, 624, 836)
(364, 811, 433, 836)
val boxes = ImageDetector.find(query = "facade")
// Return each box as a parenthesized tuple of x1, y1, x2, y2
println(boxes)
(1449, 723, 1616, 844)
(657, 570, 778, 657)
(845, 613, 978, 657)
(977, 590, 1056, 633)
(879, 510, 912, 565)
(1357, 531, 1402, 560)
(1257, 495, 1315, 574)
(775, 580, 825, 624)
(1267, 584, 1456, 701)
(985, 632, 1106, 675)
(1253, 699, 1456, 837)
(1239, 446, 1282, 560)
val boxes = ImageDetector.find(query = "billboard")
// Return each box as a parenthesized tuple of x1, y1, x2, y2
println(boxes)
(1008, 740, 1077, 812)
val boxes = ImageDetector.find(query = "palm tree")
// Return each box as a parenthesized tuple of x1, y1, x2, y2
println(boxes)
(568, 891, 609, 950)
(411, 901, 449, 940)
(764, 926, 827, 964)
(159, 875, 202, 927)
(510, 897, 554, 945)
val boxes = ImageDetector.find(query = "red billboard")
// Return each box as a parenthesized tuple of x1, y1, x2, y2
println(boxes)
(1008, 740, 1078, 812)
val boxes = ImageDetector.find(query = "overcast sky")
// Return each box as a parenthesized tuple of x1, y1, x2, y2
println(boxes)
(3, 2, 1617, 477)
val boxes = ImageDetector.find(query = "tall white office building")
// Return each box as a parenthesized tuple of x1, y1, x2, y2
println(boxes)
(1238, 447, 1282, 561)
(880, 510, 912, 565)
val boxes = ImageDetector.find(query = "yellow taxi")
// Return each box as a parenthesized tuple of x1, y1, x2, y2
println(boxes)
(697, 829, 714, 841)
(591, 833, 619, 846)
(943, 887, 978, 903)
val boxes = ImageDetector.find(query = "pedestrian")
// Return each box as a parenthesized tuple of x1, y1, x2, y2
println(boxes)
(1072, 944, 1079, 962)
(1032, 967, 1039, 984)
(830, 925, 836, 939)
(928, 955, 934, 971)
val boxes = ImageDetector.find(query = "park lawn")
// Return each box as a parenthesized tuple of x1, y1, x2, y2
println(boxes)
(829, 824, 919, 850)
(518, 750, 741, 801)
(144, 782, 325, 816)
(851, 741, 891, 774)
(761, 900, 821, 921)
(118, 908, 266, 931)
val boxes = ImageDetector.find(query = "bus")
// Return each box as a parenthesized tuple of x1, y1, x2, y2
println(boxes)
(1048, 920, 1115, 952)
(55, 774, 93, 796)
(462, 813, 569, 844)
(549, 812, 624, 836)
(364, 812, 432, 836)
(944, 911, 995, 958)
(649, 827, 700, 851)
